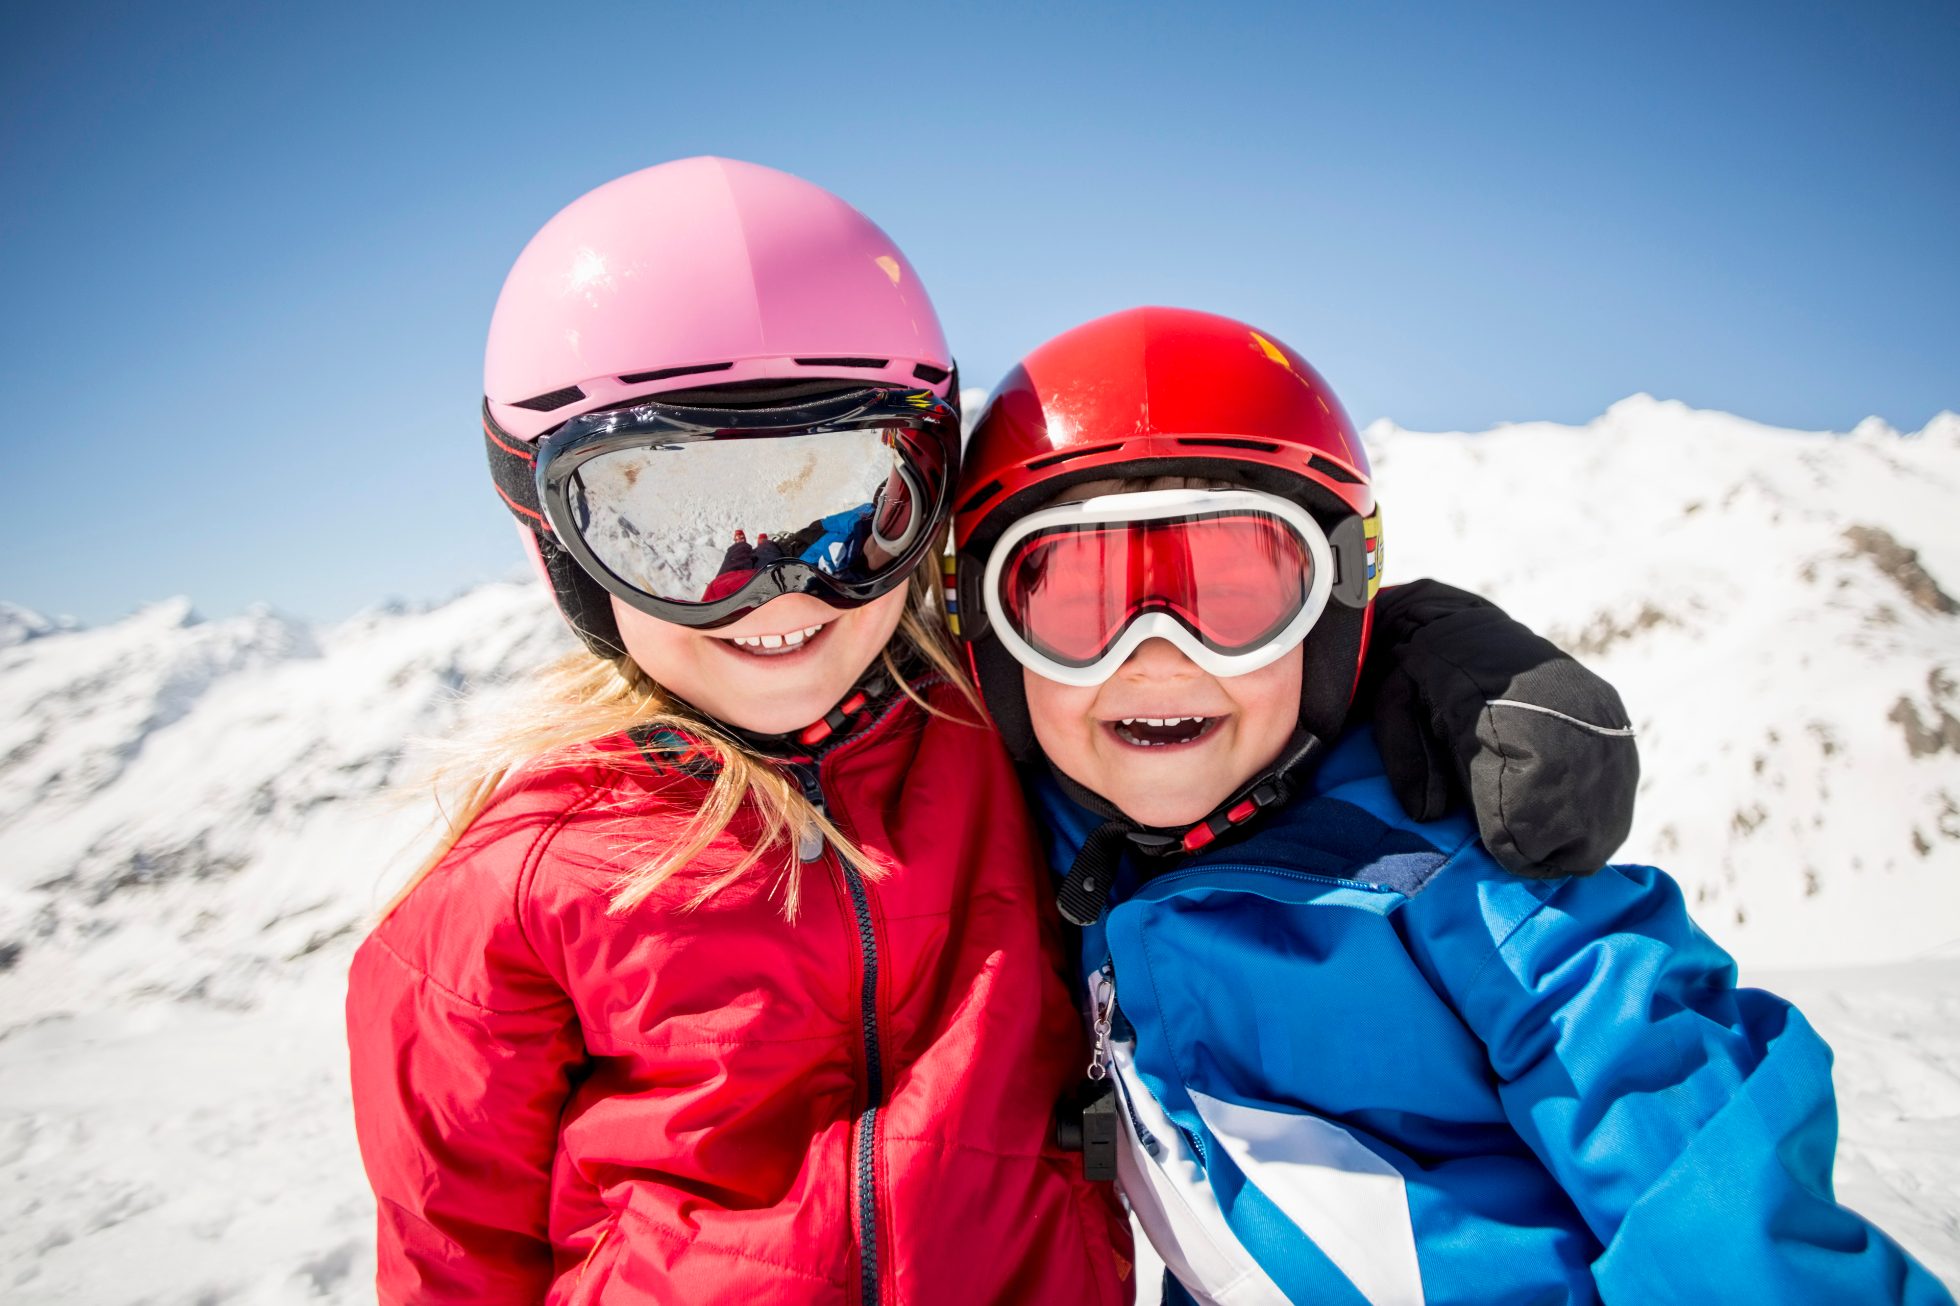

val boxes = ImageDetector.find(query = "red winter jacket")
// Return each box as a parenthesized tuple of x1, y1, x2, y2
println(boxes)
(346, 676, 1132, 1304)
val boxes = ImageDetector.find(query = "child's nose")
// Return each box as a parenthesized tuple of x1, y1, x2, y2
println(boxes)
(1119, 637, 1204, 682)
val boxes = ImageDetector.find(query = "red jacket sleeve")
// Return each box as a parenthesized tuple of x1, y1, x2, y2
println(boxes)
(346, 789, 588, 1304)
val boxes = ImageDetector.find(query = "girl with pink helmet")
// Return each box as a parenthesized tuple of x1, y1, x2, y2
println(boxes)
(348, 156, 1134, 1305)
(345, 156, 1636, 1303)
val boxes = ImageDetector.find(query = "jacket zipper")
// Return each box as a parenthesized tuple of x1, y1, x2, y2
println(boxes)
(1087, 965, 1116, 1083)
(1092, 959, 1180, 1163)
(1139, 861, 1367, 898)
(795, 762, 884, 1306)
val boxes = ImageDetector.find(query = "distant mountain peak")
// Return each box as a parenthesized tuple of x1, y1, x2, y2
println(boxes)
(132, 596, 203, 629)
(0, 602, 81, 647)
(1915, 411, 1960, 443)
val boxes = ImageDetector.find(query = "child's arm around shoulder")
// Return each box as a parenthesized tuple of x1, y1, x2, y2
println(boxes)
(1406, 856, 1953, 1304)
(346, 764, 602, 1304)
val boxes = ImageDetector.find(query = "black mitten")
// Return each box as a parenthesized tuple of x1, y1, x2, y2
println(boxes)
(1362, 580, 1639, 877)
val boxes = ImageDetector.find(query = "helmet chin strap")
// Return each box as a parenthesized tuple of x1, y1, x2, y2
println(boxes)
(645, 658, 909, 769)
(1050, 728, 1324, 927)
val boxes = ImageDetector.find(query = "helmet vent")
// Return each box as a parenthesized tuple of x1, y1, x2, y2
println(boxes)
(912, 363, 951, 384)
(1177, 437, 1280, 453)
(958, 479, 1004, 514)
(1027, 443, 1122, 471)
(511, 385, 587, 412)
(1308, 454, 1363, 485)
(795, 356, 889, 369)
(619, 362, 736, 384)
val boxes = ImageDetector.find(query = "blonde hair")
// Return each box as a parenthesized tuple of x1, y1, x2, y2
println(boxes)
(386, 551, 979, 922)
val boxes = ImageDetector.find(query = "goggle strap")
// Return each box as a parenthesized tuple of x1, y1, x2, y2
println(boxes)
(483, 402, 546, 526)
(533, 528, 627, 659)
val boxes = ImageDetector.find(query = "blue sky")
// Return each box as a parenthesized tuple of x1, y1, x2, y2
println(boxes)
(3, 1, 1955, 626)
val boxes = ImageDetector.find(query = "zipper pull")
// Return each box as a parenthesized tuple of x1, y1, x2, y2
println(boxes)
(1087, 969, 1116, 1082)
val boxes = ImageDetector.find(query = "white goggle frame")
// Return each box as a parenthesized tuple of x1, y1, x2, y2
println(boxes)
(981, 488, 1337, 687)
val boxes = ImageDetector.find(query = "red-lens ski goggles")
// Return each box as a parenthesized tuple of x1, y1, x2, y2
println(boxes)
(487, 387, 956, 629)
(982, 489, 1345, 685)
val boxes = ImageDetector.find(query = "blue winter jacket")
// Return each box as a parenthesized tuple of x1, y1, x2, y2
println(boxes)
(1033, 728, 1953, 1306)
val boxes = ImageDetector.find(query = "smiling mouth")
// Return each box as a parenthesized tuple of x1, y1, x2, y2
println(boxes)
(715, 622, 829, 658)
(1107, 716, 1221, 748)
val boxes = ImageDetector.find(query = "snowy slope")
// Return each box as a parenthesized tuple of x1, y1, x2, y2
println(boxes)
(3, 398, 1957, 1301)
(1370, 397, 1960, 968)
(0, 585, 571, 1029)
(2, 583, 573, 1302)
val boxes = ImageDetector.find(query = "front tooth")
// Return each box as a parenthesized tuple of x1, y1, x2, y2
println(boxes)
(761, 633, 785, 648)
(781, 629, 806, 646)
(1146, 718, 1166, 727)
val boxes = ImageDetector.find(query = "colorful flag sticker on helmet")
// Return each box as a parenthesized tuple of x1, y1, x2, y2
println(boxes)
(1364, 508, 1383, 600)
(941, 554, 963, 637)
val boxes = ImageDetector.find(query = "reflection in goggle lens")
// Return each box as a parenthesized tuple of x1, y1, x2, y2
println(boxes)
(568, 425, 938, 603)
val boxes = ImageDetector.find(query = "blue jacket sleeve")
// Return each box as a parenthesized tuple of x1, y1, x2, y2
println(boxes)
(1435, 863, 1952, 1305)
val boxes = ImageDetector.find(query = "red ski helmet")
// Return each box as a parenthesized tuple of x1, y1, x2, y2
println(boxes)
(950, 306, 1381, 762)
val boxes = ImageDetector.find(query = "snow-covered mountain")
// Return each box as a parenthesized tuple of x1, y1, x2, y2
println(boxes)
(1368, 395, 1960, 969)
(2, 397, 1956, 1301)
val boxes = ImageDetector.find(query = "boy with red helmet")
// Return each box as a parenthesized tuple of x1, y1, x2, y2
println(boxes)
(951, 307, 1950, 1304)
(355, 157, 1635, 1306)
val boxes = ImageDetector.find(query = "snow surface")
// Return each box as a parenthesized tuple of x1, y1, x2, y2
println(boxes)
(2, 398, 1957, 1300)
(1367, 395, 1960, 968)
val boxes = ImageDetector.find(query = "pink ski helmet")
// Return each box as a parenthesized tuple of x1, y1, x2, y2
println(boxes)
(482, 156, 956, 655)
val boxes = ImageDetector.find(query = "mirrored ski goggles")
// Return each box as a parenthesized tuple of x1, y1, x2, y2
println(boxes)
(981, 489, 1341, 686)
(497, 387, 956, 628)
